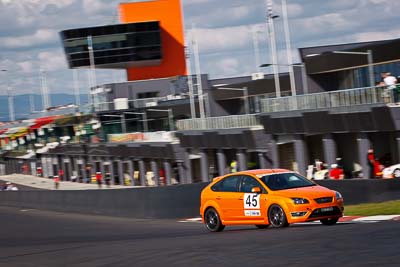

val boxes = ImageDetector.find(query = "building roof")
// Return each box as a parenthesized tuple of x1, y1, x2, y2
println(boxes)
(300, 37, 400, 74)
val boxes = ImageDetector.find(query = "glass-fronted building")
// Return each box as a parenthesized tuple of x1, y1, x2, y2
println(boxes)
(60, 21, 162, 69)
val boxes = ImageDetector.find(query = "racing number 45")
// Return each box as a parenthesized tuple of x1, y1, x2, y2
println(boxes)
(244, 193, 260, 209)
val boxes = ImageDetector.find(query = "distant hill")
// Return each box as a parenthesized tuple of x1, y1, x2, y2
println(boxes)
(0, 94, 88, 121)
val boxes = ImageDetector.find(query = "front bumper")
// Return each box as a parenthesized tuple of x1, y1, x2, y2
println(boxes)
(288, 200, 344, 223)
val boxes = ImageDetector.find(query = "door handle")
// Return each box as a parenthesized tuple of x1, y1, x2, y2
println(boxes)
(239, 197, 243, 200)
(216, 196, 221, 200)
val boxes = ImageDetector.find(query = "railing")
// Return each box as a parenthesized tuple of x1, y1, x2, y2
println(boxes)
(93, 95, 189, 112)
(261, 85, 398, 113)
(176, 114, 261, 131)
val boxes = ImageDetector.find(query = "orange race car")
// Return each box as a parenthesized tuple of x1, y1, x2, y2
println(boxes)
(200, 169, 344, 232)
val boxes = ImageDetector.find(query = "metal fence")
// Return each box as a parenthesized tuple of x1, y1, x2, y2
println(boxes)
(261, 85, 397, 113)
(176, 114, 261, 131)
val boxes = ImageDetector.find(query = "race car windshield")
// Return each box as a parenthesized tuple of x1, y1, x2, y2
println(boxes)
(260, 173, 315, 191)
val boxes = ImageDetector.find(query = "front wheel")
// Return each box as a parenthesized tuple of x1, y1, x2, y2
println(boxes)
(320, 217, 339, 225)
(268, 204, 289, 228)
(204, 208, 225, 232)
(393, 169, 400, 178)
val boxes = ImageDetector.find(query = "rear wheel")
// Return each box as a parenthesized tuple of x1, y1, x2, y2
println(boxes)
(255, 224, 269, 229)
(320, 217, 339, 225)
(393, 169, 400, 178)
(204, 208, 225, 232)
(268, 204, 289, 228)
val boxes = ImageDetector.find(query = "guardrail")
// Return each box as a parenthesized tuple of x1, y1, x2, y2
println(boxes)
(261, 85, 398, 113)
(176, 114, 261, 131)
(93, 95, 189, 112)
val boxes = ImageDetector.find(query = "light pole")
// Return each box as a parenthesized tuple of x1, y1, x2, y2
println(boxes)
(281, 0, 296, 97)
(87, 35, 97, 108)
(266, 0, 281, 97)
(251, 26, 262, 73)
(260, 63, 309, 95)
(7, 86, 15, 121)
(39, 69, 51, 110)
(1, 69, 15, 121)
(72, 69, 81, 108)
(217, 87, 250, 114)
(185, 34, 196, 119)
(191, 24, 206, 120)
(331, 50, 374, 88)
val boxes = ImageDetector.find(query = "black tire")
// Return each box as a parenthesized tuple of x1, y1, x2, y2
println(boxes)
(268, 204, 289, 228)
(204, 208, 225, 232)
(393, 169, 400, 178)
(320, 217, 339, 225)
(255, 224, 269, 229)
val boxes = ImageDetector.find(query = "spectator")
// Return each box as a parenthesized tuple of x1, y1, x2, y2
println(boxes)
(71, 170, 78, 182)
(230, 160, 237, 173)
(53, 175, 60, 189)
(329, 164, 344, 180)
(22, 164, 28, 174)
(95, 172, 103, 189)
(36, 166, 43, 177)
(367, 149, 375, 179)
(58, 169, 64, 181)
(374, 157, 383, 178)
(105, 172, 112, 188)
(382, 72, 398, 104)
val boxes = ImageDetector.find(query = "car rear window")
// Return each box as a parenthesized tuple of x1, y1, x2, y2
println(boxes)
(211, 175, 240, 192)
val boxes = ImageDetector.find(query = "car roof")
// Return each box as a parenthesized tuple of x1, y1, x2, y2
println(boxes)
(235, 169, 291, 175)
(211, 169, 292, 183)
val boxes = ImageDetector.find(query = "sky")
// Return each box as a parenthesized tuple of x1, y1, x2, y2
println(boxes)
(0, 0, 400, 97)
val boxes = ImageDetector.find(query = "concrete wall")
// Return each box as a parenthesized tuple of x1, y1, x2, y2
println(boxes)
(1, 180, 400, 219)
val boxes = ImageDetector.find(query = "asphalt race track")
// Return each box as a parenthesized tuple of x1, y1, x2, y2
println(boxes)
(0, 206, 398, 267)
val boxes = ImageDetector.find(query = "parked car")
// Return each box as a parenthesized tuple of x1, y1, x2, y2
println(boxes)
(200, 169, 344, 232)
(382, 164, 400, 178)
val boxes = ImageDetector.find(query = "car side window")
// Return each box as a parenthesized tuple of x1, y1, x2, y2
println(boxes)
(211, 175, 240, 192)
(239, 175, 263, 193)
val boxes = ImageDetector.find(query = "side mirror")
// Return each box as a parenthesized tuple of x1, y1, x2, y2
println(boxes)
(251, 187, 261, 194)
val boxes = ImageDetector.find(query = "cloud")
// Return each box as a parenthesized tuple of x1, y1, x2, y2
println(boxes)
(38, 50, 68, 71)
(353, 29, 400, 43)
(1, 0, 400, 94)
(0, 29, 57, 49)
(82, 0, 116, 16)
(214, 58, 241, 76)
(17, 61, 35, 73)
(189, 24, 254, 54)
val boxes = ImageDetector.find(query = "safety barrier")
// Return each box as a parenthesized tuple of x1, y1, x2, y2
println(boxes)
(0, 179, 399, 219)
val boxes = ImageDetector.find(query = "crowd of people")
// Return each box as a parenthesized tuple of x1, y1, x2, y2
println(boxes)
(305, 148, 389, 180)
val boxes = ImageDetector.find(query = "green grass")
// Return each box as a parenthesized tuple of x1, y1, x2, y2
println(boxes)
(345, 200, 400, 216)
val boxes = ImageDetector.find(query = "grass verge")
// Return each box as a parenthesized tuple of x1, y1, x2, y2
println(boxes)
(344, 200, 400, 216)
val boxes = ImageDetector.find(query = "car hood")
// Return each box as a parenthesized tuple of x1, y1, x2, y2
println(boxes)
(272, 185, 335, 199)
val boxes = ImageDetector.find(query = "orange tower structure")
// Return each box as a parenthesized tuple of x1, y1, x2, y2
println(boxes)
(119, 0, 187, 81)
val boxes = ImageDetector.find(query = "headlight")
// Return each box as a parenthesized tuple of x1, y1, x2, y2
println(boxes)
(335, 191, 343, 200)
(292, 198, 309, 204)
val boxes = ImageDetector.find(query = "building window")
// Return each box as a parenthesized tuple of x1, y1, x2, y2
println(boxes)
(137, 92, 159, 99)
